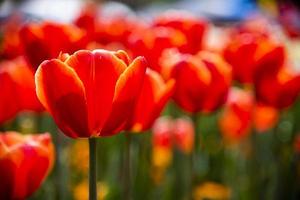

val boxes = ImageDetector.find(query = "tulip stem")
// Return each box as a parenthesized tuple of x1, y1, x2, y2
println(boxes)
(124, 132, 131, 200)
(89, 137, 97, 200)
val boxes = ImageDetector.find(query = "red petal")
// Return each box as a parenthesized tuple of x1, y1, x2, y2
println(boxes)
(101, 56, 147, 136)
(35, 59, 89, 138)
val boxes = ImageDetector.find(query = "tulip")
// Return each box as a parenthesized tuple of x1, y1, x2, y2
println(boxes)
(0, 15, 24, 60)
(153, 10, 207, 54)
(253, 104, 278, 133)
(151, 117, 173, 184)
(168, 51, 231, 113)
(173, 117, 195, 154)
(0, 132, 54, 200)
(0, 57, 42, 125)
(223, 32, 285, 84)
(255, 66, 300, 109)
(128, 26, 187, 72)
(20, 21, 87, 70)
(219, 88, 254, 143)
(35, 49, 147, 200)
(36, 49, 146, 138)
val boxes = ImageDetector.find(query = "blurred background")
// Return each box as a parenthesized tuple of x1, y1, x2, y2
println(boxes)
(1, 0, 300, 200)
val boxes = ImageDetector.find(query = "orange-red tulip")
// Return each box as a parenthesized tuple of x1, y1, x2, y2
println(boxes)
(35, 49, 147, 138)
(153, 10, 207, 54)
(20, 21, 87, 70)
(152, 116, 195, 154)
(0, 132, 54, 200)
(173, 117, 194, 154)
(128, 26, 187, 72)
(0, 15, 24, 60)
(253, 104, 278, 133)
(255, 66, 300, 109)
(127, 69, 175, 132)
(168, 51, 231, 113)
(223, 32, 285, 84)
(0, 57, 42, 125)
(152, 116, 173, 150)
(219, 88, 254, 143)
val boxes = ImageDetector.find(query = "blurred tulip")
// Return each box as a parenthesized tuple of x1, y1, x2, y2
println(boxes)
(152, 116, 173, 150)
(20, 21, 88, 70)
(73, 180, 109, 200)
(153, 10, 207, 54)
(255, 66, 300, 109)
(35, 49, 147, 138)
(0, 57, 42, 125)
(127, 69, 175, 132)
(74, 5, 146, 49)
(129, 26, 187, 72)
(219, 88, 254, 143)
(173, 117, 195, 154)
(0, 132, 54, 200)
(223, 32, 285, 84)
(193, 182, 231, 200)
(168, 51, 231, 113)
(253, 104, 279, 132)
(151, 117, 173, 183)
(0, 15, 24, 60)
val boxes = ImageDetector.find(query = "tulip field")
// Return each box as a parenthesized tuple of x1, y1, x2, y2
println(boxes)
(0, 0, 300, 200)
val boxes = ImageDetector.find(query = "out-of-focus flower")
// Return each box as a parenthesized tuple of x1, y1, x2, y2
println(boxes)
(151, 116, 173, 184)
(223, 32, 285, 84)
(35, 49, 147, 138)
(278, 3, 300, 38)
(0, 15, 24, 60)
(255, 65, 300, 109)
(219, 88, 254, 143)
(193, 182, 231, 200)
(253, 104, 279, 132)
(173, 117, 194, 154)
(126, 69, 175, 132)
(69, 140, 89, 174)
(20, 21, 88, 70)
(74, 4, 147, 49)
(167, 51, 231, 113)
(0, 132, 54, 200)
(73, 180, 109, 200)
(129, 26, 187, 72)
(0, 57, 42, 125)
(153, 10, 207, 54)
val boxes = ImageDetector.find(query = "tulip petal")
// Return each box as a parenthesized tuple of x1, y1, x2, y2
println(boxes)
(36, 59, 89, 138)
(101, 56, 147, 136)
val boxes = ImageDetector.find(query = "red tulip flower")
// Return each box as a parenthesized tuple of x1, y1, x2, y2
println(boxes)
(173, 117, 194, 154)
(0, 57, 42, 125)
(153, 10, 207, 54)
(255, 66, 300, 109)
(129, 26, 187, 72)
(152, 116, 173, 150)
(0, 132, 54, 200)
(168, 51, 231, 113)
(35, 49, 147, 138)
(219, 88, 254, 143)
(20, 21, 87, 70)
(127, 69, 175, 132)
(223, 32, 285, 84)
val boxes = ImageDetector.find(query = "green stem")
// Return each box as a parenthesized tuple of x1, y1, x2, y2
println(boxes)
(124, 132, 131, 200)
(89, 137, 97, 200)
